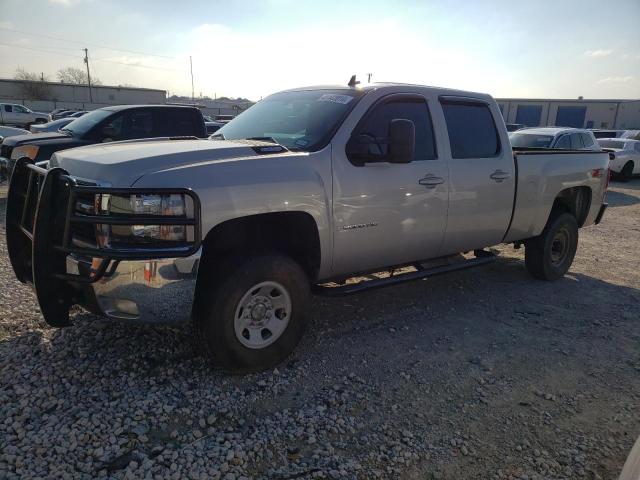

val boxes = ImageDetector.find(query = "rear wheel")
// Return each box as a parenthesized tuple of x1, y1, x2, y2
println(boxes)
(195, 254, 310, 373)
(525, 212, 578, 281)
(619, 161, 634, 182)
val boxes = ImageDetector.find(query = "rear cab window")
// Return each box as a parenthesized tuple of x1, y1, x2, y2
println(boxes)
(440, 99, 500, 158)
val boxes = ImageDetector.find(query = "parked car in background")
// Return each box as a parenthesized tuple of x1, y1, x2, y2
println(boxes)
(49, 108, 72, 120)
(4, 83, 609, 372)
(597, 138, 640, 181)
(0, 125, 30, 142)
(0, 103, 48, 128)
(0, 104, 207, 180)
(505, 123, 525, 132)
(68, 111, 88, 118)
(621, 130, 640, 140)
(214, 114, 235, 123)
(509, 127, 599, 150)
(30, 117, 76, 133)
(591, 129, 624, 139)
(205, 120, 224, 135)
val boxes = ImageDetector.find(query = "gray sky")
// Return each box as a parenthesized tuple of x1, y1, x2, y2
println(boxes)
(1, 0, 639, 100)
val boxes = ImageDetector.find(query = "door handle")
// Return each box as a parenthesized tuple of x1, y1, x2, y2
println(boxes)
(489, 170, 511, 183)
(418, 174, 444, 188)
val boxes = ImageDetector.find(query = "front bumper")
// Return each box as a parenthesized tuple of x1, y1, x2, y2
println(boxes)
(67, 252, 200, 324)
(5, 158, 202, 327)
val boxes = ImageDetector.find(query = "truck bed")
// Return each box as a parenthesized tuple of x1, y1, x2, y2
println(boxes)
(504, 148, 610, 243)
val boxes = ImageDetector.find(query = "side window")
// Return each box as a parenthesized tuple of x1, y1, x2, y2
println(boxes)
(155, 108, 198, 137)
(570, 134, 583, 149)
(4, 105, 13, 113)
(441, 101, 500, 158)
(356, 99, 437, 161)
(580, 133, 595, 149)
(554, 135, 571, 149)
(15, 105, 28, 114)
(121, 110, 153, 140)
(102, 114, 124, 140)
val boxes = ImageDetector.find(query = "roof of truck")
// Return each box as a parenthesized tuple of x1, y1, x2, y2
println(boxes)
(278, 83, 493, 100)
(516, 127, 588, 136)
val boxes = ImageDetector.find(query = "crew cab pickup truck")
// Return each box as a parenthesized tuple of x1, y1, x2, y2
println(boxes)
(5, 83, 609, 372)
(0, 103, 48, 128)
(0, 104, 207, 181)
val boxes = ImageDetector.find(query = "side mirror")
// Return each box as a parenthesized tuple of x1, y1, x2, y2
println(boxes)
(388, 119, 415, 164)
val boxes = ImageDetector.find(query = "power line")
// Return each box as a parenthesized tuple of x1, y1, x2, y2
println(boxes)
(0, 42, 184, 73)
(0, 26, 178, 60)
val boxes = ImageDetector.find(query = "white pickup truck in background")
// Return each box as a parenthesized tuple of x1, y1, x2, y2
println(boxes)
(0, 103, 49, 128)
(5, 82, 609, 372)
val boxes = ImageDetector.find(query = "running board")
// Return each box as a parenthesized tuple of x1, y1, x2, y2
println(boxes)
(314, 250, 497, 296)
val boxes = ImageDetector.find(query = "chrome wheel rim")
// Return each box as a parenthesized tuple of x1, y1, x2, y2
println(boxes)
(550, 227, 570, 266)
(234, 281, 291, 349)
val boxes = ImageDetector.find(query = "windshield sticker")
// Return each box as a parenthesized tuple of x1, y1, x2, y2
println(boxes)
(317, 94, 353, 105)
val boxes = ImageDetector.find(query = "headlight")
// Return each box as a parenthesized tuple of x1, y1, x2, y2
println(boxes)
(10, 145, 39, 160)
(76, 193, 193, 248)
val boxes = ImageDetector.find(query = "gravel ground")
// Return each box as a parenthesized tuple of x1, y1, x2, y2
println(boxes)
(1, 181, 639, 480)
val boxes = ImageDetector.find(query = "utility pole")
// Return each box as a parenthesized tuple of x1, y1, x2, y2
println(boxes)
(40, 72, 44, 82)
(367, 73, 373, 83)
(83, 48, 93, 103)
(189, 56, 195, 103)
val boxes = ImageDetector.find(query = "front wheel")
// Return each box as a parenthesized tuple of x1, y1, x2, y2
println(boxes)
(525, 212, 578, 281)
(619, 161, 634, 182)
(195, 254, 310, 373)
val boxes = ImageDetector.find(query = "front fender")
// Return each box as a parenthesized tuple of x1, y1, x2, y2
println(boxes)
(131, 149, 334, 278)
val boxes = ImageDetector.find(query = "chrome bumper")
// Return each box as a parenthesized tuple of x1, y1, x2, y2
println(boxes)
(67, 249, 201, 324)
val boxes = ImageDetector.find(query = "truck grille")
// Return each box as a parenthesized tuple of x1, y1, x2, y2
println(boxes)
(1, 144, 13, 160)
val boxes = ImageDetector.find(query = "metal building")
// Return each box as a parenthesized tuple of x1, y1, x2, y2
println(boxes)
(0, 78, 167, 112)
(496, 98, 640, 130)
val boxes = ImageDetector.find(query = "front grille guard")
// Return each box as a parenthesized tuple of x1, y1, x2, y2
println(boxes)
(6, 158, 202, 327)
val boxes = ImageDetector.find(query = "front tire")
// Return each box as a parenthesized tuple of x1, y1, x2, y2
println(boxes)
(619, 161, 634, 182)
(195, 254, 310, 373)
(525, 212, 578, 281)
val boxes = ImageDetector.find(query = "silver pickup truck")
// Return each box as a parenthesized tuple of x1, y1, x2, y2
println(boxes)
(5, 83, 609, 372)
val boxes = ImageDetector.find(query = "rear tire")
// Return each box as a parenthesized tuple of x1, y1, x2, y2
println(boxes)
(195, 254, 310, 373)
(619, 161, 634, 182)
(525, 212, 578, 281)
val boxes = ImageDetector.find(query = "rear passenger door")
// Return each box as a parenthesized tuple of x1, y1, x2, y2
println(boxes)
(438, 97, 516, 254)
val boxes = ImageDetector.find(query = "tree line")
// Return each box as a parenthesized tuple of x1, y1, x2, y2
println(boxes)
(13, 67, 103, 100)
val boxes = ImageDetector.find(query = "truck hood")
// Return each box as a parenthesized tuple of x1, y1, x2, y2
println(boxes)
(2, 131, 72, 147)
(50, 138, 291, 186)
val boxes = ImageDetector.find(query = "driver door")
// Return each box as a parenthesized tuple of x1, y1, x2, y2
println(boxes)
(331, 94, 449, 277)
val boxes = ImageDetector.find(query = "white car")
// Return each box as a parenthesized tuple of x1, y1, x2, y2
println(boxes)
(509, 127, 599, 150)
(597, 138, 640, 181)
(0, 125, 30, 141)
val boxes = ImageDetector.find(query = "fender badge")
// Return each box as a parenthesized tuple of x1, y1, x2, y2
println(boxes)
(341, 222, 379, 230)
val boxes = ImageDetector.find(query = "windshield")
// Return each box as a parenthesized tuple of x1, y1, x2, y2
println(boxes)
(214, 89, 364, 151)
(61, 108, 113, 137)
(597, 140, 626, 149)
(509, 133, 554, 148)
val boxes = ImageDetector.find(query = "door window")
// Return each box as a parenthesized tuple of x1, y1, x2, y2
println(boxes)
(14, 105, 29, 114)
(579, 133, 595, 149)
(4, 105, 12, 112)
(554, 135, 571, 149)
(441, 101, 500, 158)
(155, 108, 197, 136)
(354, 98, 437, 162)
(570, 134, 583, 149)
